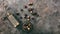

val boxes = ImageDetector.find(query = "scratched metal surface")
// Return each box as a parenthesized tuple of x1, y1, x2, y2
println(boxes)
(0, 0, 60, 34)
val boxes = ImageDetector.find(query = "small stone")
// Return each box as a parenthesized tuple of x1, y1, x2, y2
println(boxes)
(24, 5, 27, 8)
(20, 9, 24, 11)
(20, 17, 22, 19)
(16, 13, 19, 16)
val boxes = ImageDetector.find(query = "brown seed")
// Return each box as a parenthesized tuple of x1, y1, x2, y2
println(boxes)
(28, 8, 34, 12)
(28, 2, 33, 6)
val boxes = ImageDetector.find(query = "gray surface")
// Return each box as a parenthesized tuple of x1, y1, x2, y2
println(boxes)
(0, 0, 60, 34)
